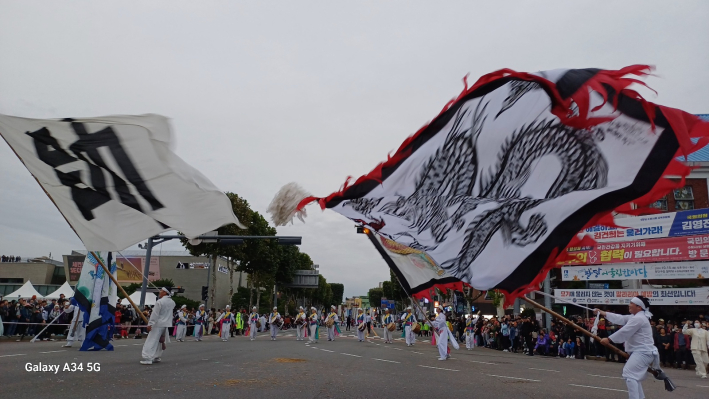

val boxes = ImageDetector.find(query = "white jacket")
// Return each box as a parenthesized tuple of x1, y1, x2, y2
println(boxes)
(148, 296, 176, 328)
(606, 311, 655, 353)
(683, 325, 709, 353)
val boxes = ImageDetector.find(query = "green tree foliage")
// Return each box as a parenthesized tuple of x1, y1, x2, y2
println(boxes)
(368, 288, 383, 309)
(329, 283, 344, 305)
(172, 295, 200, 310)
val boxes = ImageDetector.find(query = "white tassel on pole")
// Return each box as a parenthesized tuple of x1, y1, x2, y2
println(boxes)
(267, 182, 313, 226)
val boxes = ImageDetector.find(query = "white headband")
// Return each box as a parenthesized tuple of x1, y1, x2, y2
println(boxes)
(631, 297, 653, 318)
(161, 287, 172, 296)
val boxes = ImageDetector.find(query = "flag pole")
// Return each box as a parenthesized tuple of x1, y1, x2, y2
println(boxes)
(520, 295, 628, 359)
(90, 251, 149, 325)
(520, 295, 677, 390)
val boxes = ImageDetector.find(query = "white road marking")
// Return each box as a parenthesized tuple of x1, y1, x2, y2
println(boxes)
(588, 374, 624, 380)
(341, 353, 362, 358)
(115, 345, 128, 347)
(468, 360, 496, 365)
(529, 367, 559, 372)
(696, 385, 709, 388)
(39, 350, 66, 354)
(411, 351, 424, 355)
(133, 344, 142, 346)
(0, 354, 26, 358)
(486, 374, 540, 382)
(320, 349, 334, 353)
(569, 384, 626, 392)
(419, 365, 459, 372)
(392, 348, 402, 351)
(373, 358, 400, 364)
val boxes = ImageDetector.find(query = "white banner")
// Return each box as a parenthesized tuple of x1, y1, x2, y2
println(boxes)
(561, 262, 709, 281)
(554, 288, 709, 306)
(578, 209, 709, 243)
(0, 114, 244, 250)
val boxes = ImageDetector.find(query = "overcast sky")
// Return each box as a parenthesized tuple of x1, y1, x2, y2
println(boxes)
(1, 1, 708, 298)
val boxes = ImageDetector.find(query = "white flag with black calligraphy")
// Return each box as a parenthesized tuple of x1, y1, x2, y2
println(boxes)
(0, 113, 244, 250)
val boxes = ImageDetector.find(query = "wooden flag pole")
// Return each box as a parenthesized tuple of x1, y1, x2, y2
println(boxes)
(90, 251, 150, 325)
(520, 295, 628, 359)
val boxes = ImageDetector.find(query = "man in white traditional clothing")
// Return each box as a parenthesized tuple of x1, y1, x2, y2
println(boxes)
(401, 306, 417, 346)
(175, 305, 187, 342)
(193, 304, 207, 341)
(326, 305, 339, 341)
(682, 319, 709, 379)
(465, 311, 477, 350)
(216, 305, 235, 342)
(248, 306, 259, 341)
(433, 304, 451, 360)
(295, 306, 307, 341)
(355, 308, 366, 342)
(269, 307, 281, 341)
(382, 308, 394, 344)
(140, 287, 176, 365)
(62, 301, 85, 348)
(308, 307, 319, 344)
(259, 314, 267, 332)
(596, 296, 664, 399)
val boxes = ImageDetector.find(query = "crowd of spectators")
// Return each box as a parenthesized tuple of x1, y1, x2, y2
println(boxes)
(0, 255, 21, 262)
(0, 294, 70, 340)
(443, 312, 709, 372)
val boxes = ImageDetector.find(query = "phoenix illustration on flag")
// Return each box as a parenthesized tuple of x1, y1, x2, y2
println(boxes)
(268, 65, 709, 301)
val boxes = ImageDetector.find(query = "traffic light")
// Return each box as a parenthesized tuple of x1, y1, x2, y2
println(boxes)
(356, 226, 370, 234)
(201, 286, 208, 301)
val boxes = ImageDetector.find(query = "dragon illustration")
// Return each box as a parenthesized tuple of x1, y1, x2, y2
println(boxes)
(344, 83, 611, 281)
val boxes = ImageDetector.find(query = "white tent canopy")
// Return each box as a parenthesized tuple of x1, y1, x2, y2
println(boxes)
(44, 281, 75, 299)
(121, 291, 156, 307)
(4, 281, 43, 300)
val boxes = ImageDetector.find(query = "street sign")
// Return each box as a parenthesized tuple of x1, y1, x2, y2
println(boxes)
(588, 283, 610, 289)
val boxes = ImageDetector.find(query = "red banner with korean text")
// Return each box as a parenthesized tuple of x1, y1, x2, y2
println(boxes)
(558, 234, 709, 266)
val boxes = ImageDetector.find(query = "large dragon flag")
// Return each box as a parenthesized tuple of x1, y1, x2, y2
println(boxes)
(0, 113, 245, 349)
(268, 66, 709, 302)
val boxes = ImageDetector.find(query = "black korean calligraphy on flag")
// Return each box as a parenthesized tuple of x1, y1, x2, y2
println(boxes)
(0, 114, 244, 250)
(268, 66, 709, 300)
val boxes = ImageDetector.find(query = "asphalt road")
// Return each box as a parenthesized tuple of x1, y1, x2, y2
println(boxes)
(1, 329, 707, 399)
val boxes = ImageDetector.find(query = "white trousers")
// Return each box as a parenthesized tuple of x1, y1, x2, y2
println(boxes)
(405, 325, 415, 345)
(327, 326, 335, 340)
(383, 328, 393, 343)
(437, 330, 449, 359)
(308, 324, 317, 343)
(270, 324, 278, 339)
(175, 324, 186, 341)
(691, 350, 709, 377)
(194, 324, 203, 340)
(296, 325, 305, 340)
(141, 327, 167, 361)
(66, 323, 85, 346)
(249, 322, 257, 339)
(356, 328, 365, 341)
(623, 351, 658, 399)
(220, 323, 231, 340)
(465, 331, 474, 349)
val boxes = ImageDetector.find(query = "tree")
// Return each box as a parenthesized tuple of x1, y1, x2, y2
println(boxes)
(181, 192, 254, 309)
(368, 288, 384, 309)
(330, 283, 344, 305)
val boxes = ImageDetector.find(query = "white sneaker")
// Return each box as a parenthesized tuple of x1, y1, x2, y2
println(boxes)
(438, 358, 447, 361)
(140, 360, 152, 365)
(503, 349, 509, 352)
(154, 358, 161, 363)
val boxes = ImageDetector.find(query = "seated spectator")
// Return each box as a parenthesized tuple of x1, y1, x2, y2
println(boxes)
(534, 331, 549, 356)
(563, 338, 575, 358)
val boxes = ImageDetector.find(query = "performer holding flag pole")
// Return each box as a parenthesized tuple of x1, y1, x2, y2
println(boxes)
(521, 295, 675, 398)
